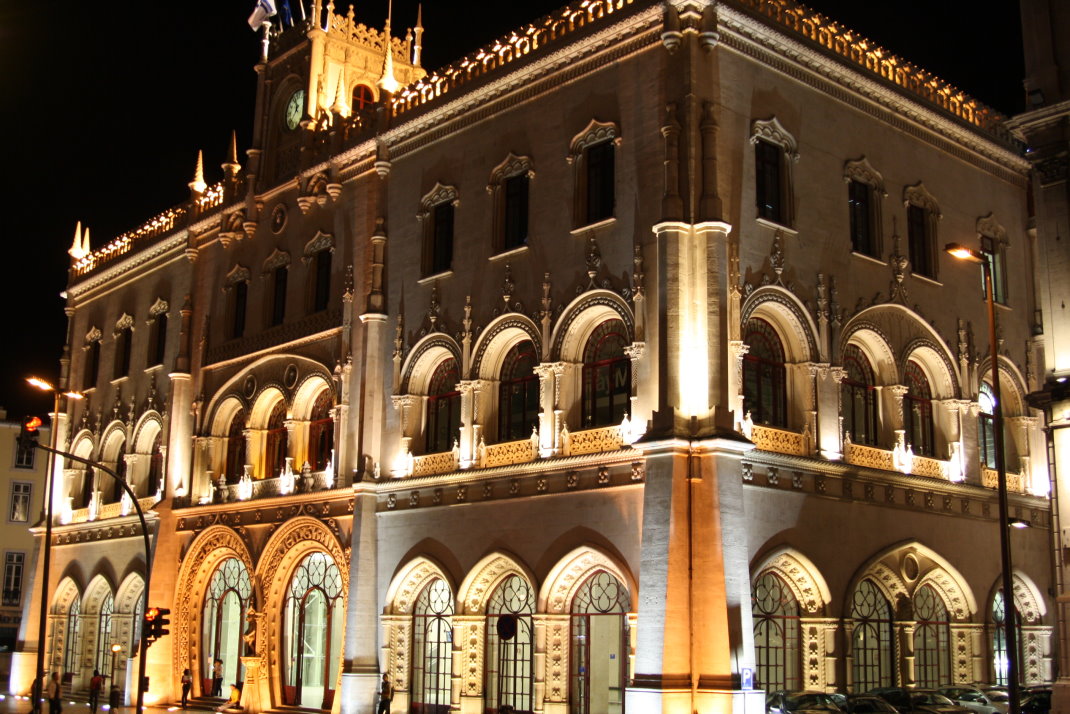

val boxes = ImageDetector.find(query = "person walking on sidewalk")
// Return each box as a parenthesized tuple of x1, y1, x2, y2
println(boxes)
(88, 670, 104, 714)
(46, 672, 62, 714)
(181, 668, 193, 709)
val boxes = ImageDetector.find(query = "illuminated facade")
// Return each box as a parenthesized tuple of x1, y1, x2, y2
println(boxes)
(13, 1, 1057, 713)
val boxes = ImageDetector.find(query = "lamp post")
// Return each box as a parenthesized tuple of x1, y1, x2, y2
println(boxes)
(25, 377, 82, 714)
(944, 244, 1020, 714)
(110, 643, 122, 688)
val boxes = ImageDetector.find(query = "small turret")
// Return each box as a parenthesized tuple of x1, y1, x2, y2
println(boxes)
(331, 67, 349, 116)
(189, 150, 207, 196)
(68, 221, 87, 261)
(413, 4, 423, 68)
(82, 226, 91, 257)
(377, 0, 400, 94)
(222, 131, 241, 178)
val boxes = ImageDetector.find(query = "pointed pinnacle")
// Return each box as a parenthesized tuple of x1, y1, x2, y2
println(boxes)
(68, 221, 84, 259)
(223, 130, 240, 172)
(82, 226, 91, 256)
(190, 150, 207, 194)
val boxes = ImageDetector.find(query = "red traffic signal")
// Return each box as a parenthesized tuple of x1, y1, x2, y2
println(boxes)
(18, 416, 42, 447)
(23, 416, 42, 433)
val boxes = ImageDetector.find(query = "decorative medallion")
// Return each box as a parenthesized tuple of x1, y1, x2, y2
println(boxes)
(284, 364, 299, 389)
(271, 204, 287, 234)
(243, 375, 257, 399)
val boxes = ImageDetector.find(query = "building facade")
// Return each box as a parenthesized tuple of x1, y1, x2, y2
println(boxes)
(13, 1, 1058, 713)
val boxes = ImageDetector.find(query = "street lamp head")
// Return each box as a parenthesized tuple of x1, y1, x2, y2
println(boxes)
(26, 377, 54, 392)
(110, 644, 122, 653)
(944, 243, 984, 264)
(1008, 517, 1031, 529)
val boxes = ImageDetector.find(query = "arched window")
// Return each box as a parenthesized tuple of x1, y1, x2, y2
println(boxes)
(752, 572, 801, 692)
(991, 589, 1023, 686)
(351, 84, 374, 111)
(913, 584, 950, 688)
(147, 312, 168, 368)
(308, 391, 334, 472)
(485, 575, 534, 714)
(411, 579, 453, 714)
(581, 319, 631, 429)
(202, 558, 252, 694)
(570, 571, 630, 714)
(64, 598, 82, 677)
(79, 467, 95, 509)
(229, 281, 248, 340)
(95, 593, 115, 680)
(114, 326, 133, 380)
(978, 382, 997, 470)
(282, 552, 343, 708)
(225, 409, 247, 484)
(147, 432, 163, 497)
(310, 250, 331, 313)
(498, 341, 540, 442)
(743, 318, 787, 428)
(84, 339, 101, 391)
(265, 401, 288, 478)
(904, 361, 935, 457)
(850, 579, 894, 692)
(426, 359, 460, 454)
(110, 444, 127, 504)
(842, 345, 878, 446)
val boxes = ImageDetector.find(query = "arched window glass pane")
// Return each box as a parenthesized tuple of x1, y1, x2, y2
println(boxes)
(427, 359, 461, 454)
(570, 571, 629, 714)
(225, 409, 247, 484)
(486, 575, 535, 714)
(582, 320, 631, 429)
(752, 572, 801, 692)
(842, 344, 878, 446)
(913, 585, 950, 688)
(202, 558, 253, 692)
(743, 318, 787, 427)
(904, 361, 935, 457)
(64, 598, 82, 677)
(850, 579, 893, 692)
(308, 391, 334, 471)
(283, 553, 343, 708)
(411, 579, 454, 713)
(978, 383, 997, 470)
(498, 340, 540, 443)
(95, 594, 115, 680)
(991, 590, 1023, 686)
(266, 401, 288, 478)
(147, 432, 163, 497)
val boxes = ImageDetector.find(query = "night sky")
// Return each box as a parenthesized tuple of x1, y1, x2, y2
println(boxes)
(0, 0, 1024, 420)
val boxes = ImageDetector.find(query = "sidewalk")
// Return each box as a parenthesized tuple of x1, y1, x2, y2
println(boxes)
(0, 695, 214, 714)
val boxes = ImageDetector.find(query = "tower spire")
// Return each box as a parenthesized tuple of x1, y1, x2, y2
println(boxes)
(189, 150, 207, 195)
(81, 226, 91, 257)
(413, 4, 424, 68)
(222, 131, 241, 176)
(332, 66, 349, 116)
(378, 0, 400, 93)
(68, 221, 86, 260)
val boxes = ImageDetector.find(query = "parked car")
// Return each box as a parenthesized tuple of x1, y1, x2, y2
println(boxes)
(938, 686, 1001, 714)
(869, 688, 972, 714)
(1020, 688, 1051, 714)
(846, 695, 900, 714)
(767, 691, 845, 714)
(979, 688, 1009, 714)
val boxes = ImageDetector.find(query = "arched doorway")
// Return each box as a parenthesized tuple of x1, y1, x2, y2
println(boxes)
(411, 578, 453, 714)
(282, 552, 343, 708)
(570, 571, 629, 714)
(202, 558, 252, 693)
(485, 574, 534, 714)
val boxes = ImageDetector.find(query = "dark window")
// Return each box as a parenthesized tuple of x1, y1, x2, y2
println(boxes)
(351, 84, 374, 111)
(147, 432, 163, 496)
(114, 327, 132, 380)
(148, 313, 168, 367)
(743, 318, 787, 428)
(79, 466, 95, 509)
(842, 344, 878, 446)
(502, 174, 529, 251)
(84, 340, 101, 391)
(913, 584, 950, 688)
(425, 202, 454, 276)
(498, 341, 540, 442)
(426, 359, 460, 454)
(907, 204, 935, 278)
(753, 572, 801, 692)
(849, 179, 876, 256)
(14, 436, 34, 469)
(981, 234, 1007, 305)
(308, 391, 334, 471)
(755, 139, 784, 224)
(9, 482, 31, 522)
(231, 281, 248, 339)
(312, 250, 331, 312)
(2, 552, 23, 607)
(225, 409, 247, 484)
(271, 266, 288, 326)
(978, 382, 997, 470)
(109, 446, 126, 503)
(411, 579, 454, 713)
(265, 401, 288, 478)
(904, 360, 935, 457)
(851, 579, 895, 691)
(585, 141, 615, 225)
(581, 319, 631, 429)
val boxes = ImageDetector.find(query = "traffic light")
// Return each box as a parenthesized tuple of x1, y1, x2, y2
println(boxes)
(18, 416, 42, 448)
(144, 607, 159, 642)
(144, 606, 171, 644)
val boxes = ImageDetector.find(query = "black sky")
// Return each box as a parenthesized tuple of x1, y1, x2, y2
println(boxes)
(0, 0, 1024, 420)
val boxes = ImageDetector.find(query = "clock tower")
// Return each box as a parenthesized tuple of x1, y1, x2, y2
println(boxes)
(250, 0, 426, 189)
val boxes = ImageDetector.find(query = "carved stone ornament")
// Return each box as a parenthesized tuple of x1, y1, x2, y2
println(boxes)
(224, 264, 251, 286)
(903, 181, 941, 217)
(148, 297, 169, 317)
(568, 119, 620, 159)
(843, 156, 887, 195)
(976, 213, 1007, 243)
(86, 326, 103, 343)
(750, 116, 799, 162)
(262, 248, 291, 273)
(303, 230, 335, 258)
(418, 183, 459, 220)
(115, 312, 134, 332)
(487, 153, 534, 190)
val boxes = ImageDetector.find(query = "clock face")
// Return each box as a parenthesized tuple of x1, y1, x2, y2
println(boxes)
(284, 89, 305, 131)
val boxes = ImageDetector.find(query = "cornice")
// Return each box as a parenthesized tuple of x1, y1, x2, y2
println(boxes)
(1006, 99, 1070, 136)
(68, 231, 189, 300)
(718, 5, 1029, 178)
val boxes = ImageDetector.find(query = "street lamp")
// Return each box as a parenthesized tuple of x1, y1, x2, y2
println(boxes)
(944, 243, 1020, 714)
(25, 377, 82, 714)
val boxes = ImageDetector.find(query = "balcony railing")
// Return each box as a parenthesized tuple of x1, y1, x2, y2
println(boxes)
(412, 450, 459, 478)
(563, 424, 626, 456)
(983, 467, 1025, 494)
(750, 425, 810, 457)
(481, 436, 539, 468)
(843, 442, 895, 471)
(68, 495, 159, 524)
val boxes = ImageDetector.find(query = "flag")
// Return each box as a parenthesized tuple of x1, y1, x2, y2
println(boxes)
(247, 0, 277, 30)
(279, 0, 293, 26)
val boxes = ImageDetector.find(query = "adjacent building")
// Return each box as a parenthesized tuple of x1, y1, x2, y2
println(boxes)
(13, 1, 1059, 713)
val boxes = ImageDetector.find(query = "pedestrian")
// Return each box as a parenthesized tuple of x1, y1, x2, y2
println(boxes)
(376, 673, 393, 714)
(88, 670, 104, 714)
(47, 672, 62, 714)
(181, 668, 193, 709)
(212, 659, 224, 697)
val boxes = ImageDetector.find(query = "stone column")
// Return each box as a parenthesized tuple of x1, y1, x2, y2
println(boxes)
(535, 614, 570, 714)
(378, 616, 410, 714)
(728, 341, 749, 430)
(453, 616, 485, 714)
(799, 617, 839, 691)
(340, 477, 381, 714)
(359, 313, 388, 480)
(534, 364, 556, 457)
(167, 371, 194, 497)
(238, 656, 272, 714)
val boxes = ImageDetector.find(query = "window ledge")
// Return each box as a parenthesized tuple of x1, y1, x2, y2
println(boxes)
(489, 244, 530, 262)
(850, 251, 886, 266)
(144, 364, 164, 375)
(570, 216, 617, 236)
(755, 217, 798, 236)
(110, 376, 129, 386)
(995, 301, 1013, 312)
(417, 269, 455, 286)
(911, 273, 943, 287)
